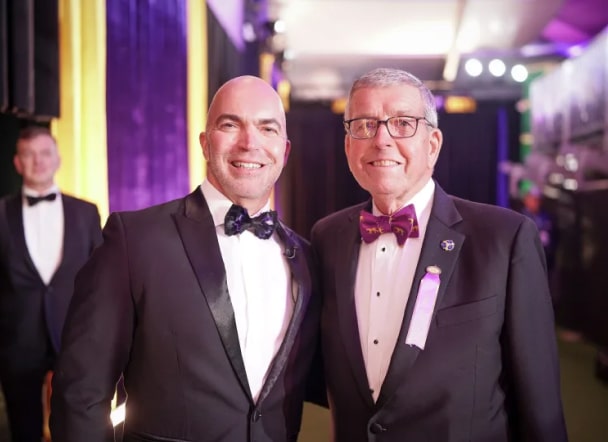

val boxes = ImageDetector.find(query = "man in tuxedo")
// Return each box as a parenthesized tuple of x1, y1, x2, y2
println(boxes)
(50, 75, 322, 442)
(311, 68, 568, 441)
(0, 126, 102, 442)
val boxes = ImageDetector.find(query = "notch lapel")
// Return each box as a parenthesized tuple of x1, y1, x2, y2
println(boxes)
(51, 194, 75, 283)
(5, 195, 41, 281)
(173, 189, 251, 398)
(334, 203, 376, 408)
(377, 185, 465, 406)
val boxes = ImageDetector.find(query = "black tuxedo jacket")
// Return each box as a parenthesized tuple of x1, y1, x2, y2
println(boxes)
(0, 192, 102, 372)
(311, 183, 567, 442)
(50, 188, 322, 442)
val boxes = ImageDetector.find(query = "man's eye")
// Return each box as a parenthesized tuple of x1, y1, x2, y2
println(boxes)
(352, 120, 371, 131)
(364, 120, 377, 130)
(395, 118, 414, 128)
(218, 122, 239, 131)
(260, 126, 280, 136)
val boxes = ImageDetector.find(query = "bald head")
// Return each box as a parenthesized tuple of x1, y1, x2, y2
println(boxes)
(206, 76, 287, 137)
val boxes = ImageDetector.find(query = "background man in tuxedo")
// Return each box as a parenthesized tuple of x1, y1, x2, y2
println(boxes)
(0, 126, 102, 442)
(311, 68, 567, 441)
(51, 75, 322, 442)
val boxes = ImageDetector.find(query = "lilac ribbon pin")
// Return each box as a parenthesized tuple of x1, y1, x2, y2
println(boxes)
(405, 266, 441, 350)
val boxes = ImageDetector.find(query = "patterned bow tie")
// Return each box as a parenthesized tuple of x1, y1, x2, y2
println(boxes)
(359, 204, 419, 246)
(224, 204, 278, 240)
(26, 193, 57, 206)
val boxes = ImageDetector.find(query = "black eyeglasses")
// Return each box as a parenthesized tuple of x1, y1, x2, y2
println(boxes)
(343, 116, 433, 139)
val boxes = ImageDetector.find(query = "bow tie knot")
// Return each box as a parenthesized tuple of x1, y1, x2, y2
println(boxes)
(224, 204, 278, 240)
(359, 204, 419, 246)
(26, 193, 57, 206)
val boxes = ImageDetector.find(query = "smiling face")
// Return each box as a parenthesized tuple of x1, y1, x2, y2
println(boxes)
(200, 76, 291, 214)
(13, 132, 61, 193)
(345, 84, 442, 214)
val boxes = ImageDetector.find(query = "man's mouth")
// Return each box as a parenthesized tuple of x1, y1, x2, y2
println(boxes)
(369, 160, 400, 167)
(232, 161, 262, 169)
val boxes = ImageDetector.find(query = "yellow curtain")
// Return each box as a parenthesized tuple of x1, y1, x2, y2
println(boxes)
(187, 0, 208, 190)
(52, 0, 109, 223)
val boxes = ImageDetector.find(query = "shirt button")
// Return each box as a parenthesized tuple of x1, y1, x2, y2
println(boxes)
(373, 339, 379, 344)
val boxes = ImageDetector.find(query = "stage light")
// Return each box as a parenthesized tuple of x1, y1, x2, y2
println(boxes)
(273, 19, 286, 34)
(511, 64, 528, 82)
(242, 22, 256, 43)
(488, 59, 506, 77)
(464, 58, 483, 77)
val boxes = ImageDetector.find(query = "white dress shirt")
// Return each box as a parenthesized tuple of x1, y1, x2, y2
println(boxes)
(200, 181, 293, 402)
(355, 178, 435, 401)
(22, 184, 64, 285)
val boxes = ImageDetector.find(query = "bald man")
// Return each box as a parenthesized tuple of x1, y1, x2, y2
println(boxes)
(50, 76, 322, 442)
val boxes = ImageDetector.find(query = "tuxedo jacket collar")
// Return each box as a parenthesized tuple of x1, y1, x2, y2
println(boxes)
(5, 192, 80, 287)
(332, 183, 465, 408)
(173, 187, 313, 404)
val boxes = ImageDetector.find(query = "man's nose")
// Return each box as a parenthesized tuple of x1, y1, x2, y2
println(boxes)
(373, 121, 393, 146)
(240, 126, 262, 149)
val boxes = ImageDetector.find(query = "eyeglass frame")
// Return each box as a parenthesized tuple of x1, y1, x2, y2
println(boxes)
(343, 115, 434, 140)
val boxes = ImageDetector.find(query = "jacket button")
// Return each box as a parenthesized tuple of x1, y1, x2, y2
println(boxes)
(370, 422, 387, 434)
(251, 409, 262, 422)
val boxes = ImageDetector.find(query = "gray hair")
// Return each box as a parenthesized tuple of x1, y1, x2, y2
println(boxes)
(346, 68, 438, 127)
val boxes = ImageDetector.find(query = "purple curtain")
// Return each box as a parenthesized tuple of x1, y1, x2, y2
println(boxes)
(106, 0, 189, 212)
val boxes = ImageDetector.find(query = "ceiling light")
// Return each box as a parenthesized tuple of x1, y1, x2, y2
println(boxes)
(273, 20, 286, 34)
(242, 22, 256, 43)
(511, 64, 528, 82)
(464, 58, 483, 77)
(283, 49, 295, 60)
(488, 59, 506, 77)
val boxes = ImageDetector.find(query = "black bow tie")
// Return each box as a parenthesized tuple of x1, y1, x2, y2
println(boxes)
(26, 193, 57, 206)
(224, 204, 278, 240)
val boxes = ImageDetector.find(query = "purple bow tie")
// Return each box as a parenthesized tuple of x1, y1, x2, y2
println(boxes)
(224, 204, 278, 240)
(359, 204, 419, 246)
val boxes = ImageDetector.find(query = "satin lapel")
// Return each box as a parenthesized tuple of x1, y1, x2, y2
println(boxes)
(377, 185, 465, 406)
(5, 195, 40, 280)
(172, 188, 251, 398)
(53, 195, 76, 281)
(335, 203, 375, 407)
(257, 223, 311, 402)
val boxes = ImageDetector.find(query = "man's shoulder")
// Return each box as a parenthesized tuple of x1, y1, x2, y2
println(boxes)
(0, 192, 19, 205)
(0, 193, 20, 217)
(109, 195, 187, 224)
(61, 193, 98, 209)
(450, 195, 523, 222)
(446, 195, 531, 237)
(312, 202, 367, 235)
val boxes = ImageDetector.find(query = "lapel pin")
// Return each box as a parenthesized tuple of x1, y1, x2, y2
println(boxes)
(440, 239, 455, 251)
(426, 265, 442, 275)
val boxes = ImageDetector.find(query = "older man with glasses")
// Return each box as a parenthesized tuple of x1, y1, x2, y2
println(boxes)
(311, 67, 567, 442)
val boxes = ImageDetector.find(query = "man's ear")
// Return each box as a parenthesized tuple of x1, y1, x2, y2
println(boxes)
(199, 132, 209, 160)
(283, 139, 291, 164)
(427, 128, 443, 168)
(13, 154, 23, 175)
(344, 134, 351, 157)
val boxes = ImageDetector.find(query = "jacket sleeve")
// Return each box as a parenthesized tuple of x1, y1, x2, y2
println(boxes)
(51, 212, 133, 442)
(503, 216, 568, 442)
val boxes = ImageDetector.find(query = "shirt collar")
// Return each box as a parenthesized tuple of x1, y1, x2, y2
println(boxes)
(200, 180, 271, 228)
(22, 184, 60, 198)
